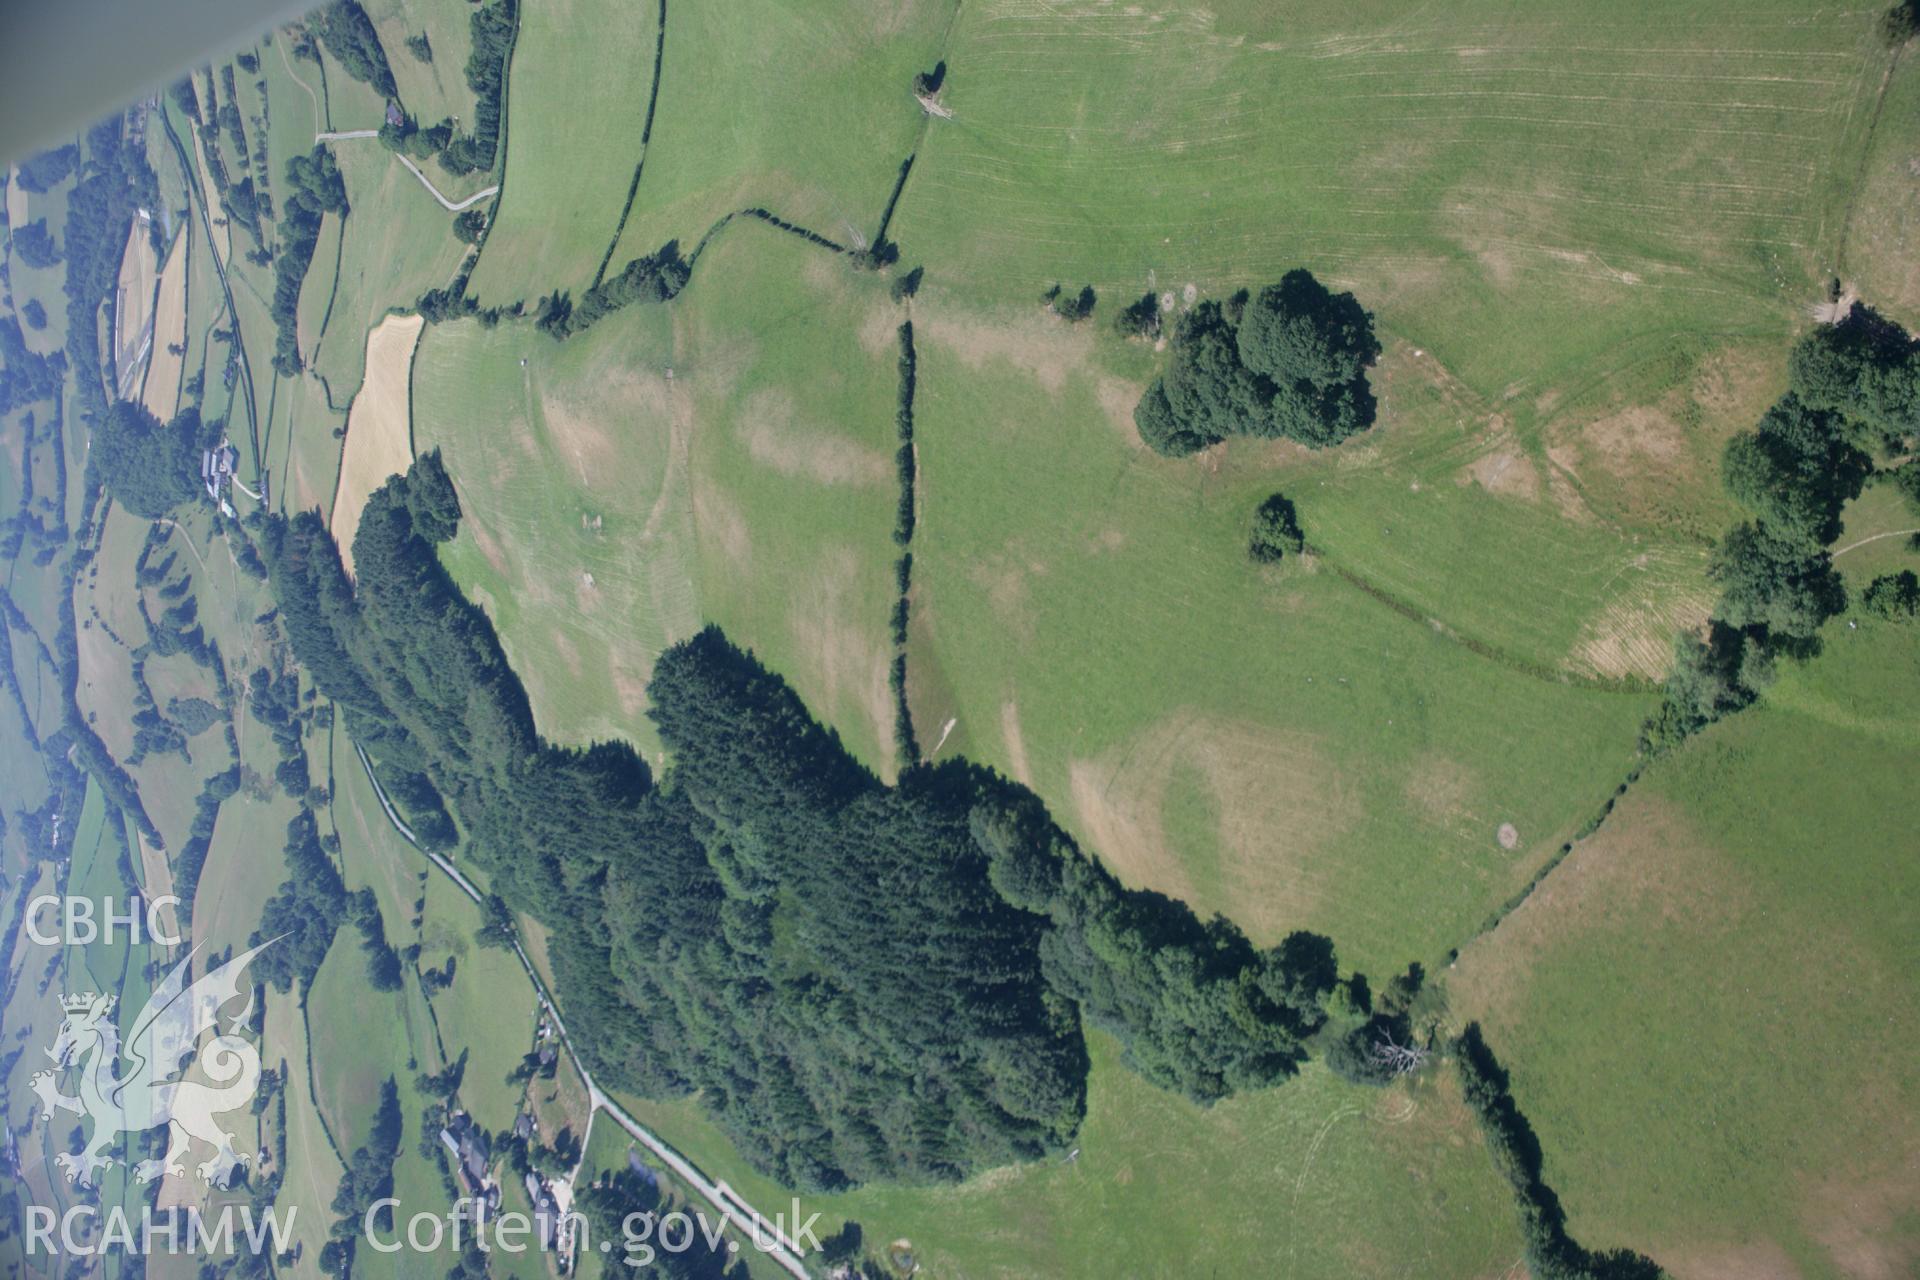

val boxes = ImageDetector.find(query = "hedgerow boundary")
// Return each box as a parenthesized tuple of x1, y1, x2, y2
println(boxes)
(589, 0, 669, 290)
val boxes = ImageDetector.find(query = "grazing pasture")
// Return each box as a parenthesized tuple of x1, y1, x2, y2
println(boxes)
(308, 141, 468, 402)
(616, 1030, 1520, 1279)
(17, 1, 1915, 1275)
(899, 0, 1882, 401)
(600, 0, 949, 270)
(417, 229, 905, 771)
(464, 0, 664, 307)
(1449, 623, 1920, 1277)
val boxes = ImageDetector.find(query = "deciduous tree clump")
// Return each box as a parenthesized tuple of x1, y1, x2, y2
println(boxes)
(1862, 569, 1920, 620)
(1134, 269, 1381, 456)
(270, 146, 349, 376)
(93, 401, 205, 518)
(1645, 302, 1920, 751)
(310, 0, 398, 99)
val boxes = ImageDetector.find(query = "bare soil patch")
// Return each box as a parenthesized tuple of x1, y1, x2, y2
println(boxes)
(1460, 444, 1542, 503)
(1568, 556, 1713, 682)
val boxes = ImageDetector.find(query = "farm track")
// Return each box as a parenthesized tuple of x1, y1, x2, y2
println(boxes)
(159, 102, 264, 491)
(1833, 526, 1920, 557)
(314, 131, 500, 211)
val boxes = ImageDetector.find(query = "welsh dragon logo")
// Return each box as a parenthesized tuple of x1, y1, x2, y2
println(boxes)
(30, 940, 275, 1189)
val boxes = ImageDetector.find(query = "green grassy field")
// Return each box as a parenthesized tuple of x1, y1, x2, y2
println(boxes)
(304, 925, 416, 1153)
(1450, 618, 1920, 1277)
(417, 228, 909, 773)
(369, 0, 478, 133)
(263, 988, 348, 1279)
(901, 299, 1661, 968)
(1841, 46, 1920, 329)
(464, 0, 662, 307)
(308, 139, 470, 403)
(9, 1, 1920, 1275)
(5, 176, 74, 357)
(188, 703, 299, 958)
(414, 870, 539, 1128)
(411, 304, 682, 754)
(899, 0, 1878, 395)
(613, 1029, 1519, 1279)
(603, 0, 949, 272)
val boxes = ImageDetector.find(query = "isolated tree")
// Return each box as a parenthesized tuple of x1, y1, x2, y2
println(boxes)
(1788, 302, 1920, 441)
(912, 60, 947, 96)
(1882, 0, 1920, 45)
(13, 143, 78, 193)
(1248, 492, 1304, 562)
(11, 219, 60, 269)
(1135, 270, 1382, 454)
(1114, 291, 1161, 339)
(1052, 284, 1096, 321)
(890, 265, 924, 302)
(21, 299, 46, 330)
(1893, 461, 1920, 516)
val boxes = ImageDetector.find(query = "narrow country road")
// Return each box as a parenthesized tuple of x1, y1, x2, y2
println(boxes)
(352, 746, 813, 1278)
(316, 130, 500, 212)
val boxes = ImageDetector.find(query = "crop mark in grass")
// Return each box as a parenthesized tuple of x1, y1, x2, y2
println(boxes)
(1284, 1103, 1367, 1273)
(1306, 545, 1657, 695)
(590, 0, 668, 289)
(1833, 45, 1904, 275)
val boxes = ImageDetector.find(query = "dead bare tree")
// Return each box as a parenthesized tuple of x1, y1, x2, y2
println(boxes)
(1369, 1030, 1429, 1077)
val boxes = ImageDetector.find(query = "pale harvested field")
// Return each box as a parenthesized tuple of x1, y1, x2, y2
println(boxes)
(140, 234, 188, 419)
(332, 314, 423, 573)
(113, 218, 159, 392)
